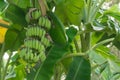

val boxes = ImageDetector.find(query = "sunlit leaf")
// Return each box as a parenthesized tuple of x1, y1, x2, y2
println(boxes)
(108, 59, 120, 73)
(100, 66, 112, 80)
(0, 27, 7, 43)
(89, 50, 106, 65)
(55, 0, 84, 26)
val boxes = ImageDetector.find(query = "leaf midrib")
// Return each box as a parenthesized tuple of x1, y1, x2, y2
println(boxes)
(73, 59, 84, 80)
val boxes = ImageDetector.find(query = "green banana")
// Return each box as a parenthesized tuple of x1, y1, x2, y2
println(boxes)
(29, 50, 33, 60)
(46, 39, 50, 47)
(47, 19, 51, 30)
(48, 11, 68, 46)
(19, 9, 52, 67)
(38, 17, 43, 26)
(34, 27, 37, 36)
(25, 52, 30, 61)
(42, 17, 46, 27)
(39, 28, 43, 38)
(31, 10, 41, 20)
(33, 53, 37, 62)
(25, 13, 30, 23)
(36, 39, 38, 51)
(30, 52, 33, 61)
(40, 53, 46, 62)
(19, 48, 26, 58)
(45, 18, 51, 30)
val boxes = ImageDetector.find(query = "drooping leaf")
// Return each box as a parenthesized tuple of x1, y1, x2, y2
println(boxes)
(65, 56, 91, 80)
(55, 0, 84, 26)
(4, 4, 26, 51)
(5, 24, 26, 51)
(61, 27, 78, 72)
(5, 4, 27, 26)
(34, 45, 68, 80)
(48, 12, 68, 46)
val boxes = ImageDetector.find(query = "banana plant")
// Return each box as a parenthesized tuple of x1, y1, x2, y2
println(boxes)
(0, 0, 120, 80)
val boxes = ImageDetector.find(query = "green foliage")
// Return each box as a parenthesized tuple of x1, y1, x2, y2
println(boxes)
(34, 45, 68, 80)
(7, 0, 32, 9)
(104, 5, 120, 21)
(66, 27, 78, 43)
(55, 0, 84, 26)
(5, 24, 26, 51)
(0, 0, 7, 12)
(5, 4, 27, 25)
(48, 11, 68, 46)
(7, 65, 26, 80)
(66, 56, 91, 80)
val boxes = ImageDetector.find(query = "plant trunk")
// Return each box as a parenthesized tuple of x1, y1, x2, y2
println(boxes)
(80, 33, 91, 52)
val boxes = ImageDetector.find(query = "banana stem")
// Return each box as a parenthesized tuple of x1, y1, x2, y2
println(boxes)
(74, 39, 80, 53)
(38, 0, 47, 16)
(80, 33, 91, 53)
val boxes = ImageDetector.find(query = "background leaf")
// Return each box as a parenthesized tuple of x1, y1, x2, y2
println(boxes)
(65, 56, 91, 80)
(55, 0, 84, 26)
(48, 12, 68, 46)
(5, 4, 27, 26)
(104, 5, 120, 22)
(5, 24, 26, 51)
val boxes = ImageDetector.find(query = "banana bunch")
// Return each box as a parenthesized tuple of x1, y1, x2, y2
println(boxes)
(19, 8, 51, 66)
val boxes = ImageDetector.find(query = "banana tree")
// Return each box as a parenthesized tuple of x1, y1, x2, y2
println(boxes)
(0, 0, 120, 80)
